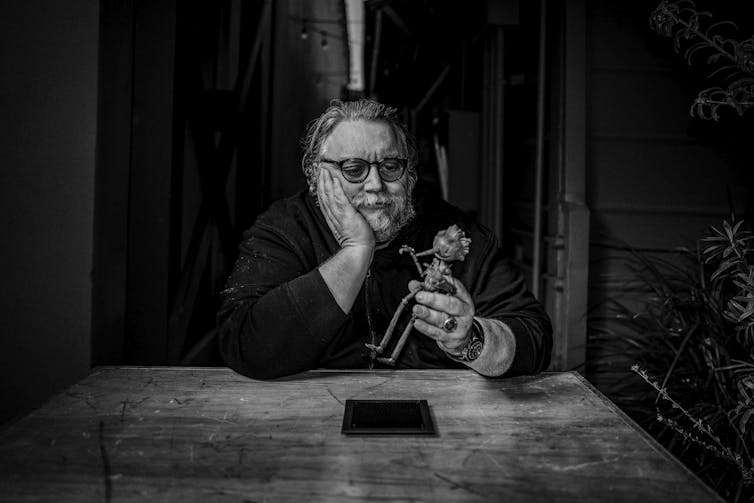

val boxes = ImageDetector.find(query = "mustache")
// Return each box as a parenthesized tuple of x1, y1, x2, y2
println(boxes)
(351, 192, 397, 209)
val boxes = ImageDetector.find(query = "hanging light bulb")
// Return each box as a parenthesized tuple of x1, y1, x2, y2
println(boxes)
(320, 31, 328, 51)
(300, 22, 308, 40)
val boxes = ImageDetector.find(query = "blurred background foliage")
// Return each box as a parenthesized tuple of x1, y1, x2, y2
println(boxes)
(587, 2, 754, 501)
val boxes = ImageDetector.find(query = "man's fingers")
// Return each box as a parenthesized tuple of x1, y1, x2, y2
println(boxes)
(317, 172, 334, 217)
(321, 170, 335, 201)
(412, 304, 446, 327)
(408, 280, 422, 293)
(322, 169, 356, 216)
(412, 303, 473, 347)
(318, 169, 332, 205)
(413, 319, 464, 350)
(413, 319, 449, 342)
(444, 275, 473, 304)
(415, 290, 468, 316)
(322, 169, 343, 204)
(318, 170, 344, 241)
(330, 174, 348, 203)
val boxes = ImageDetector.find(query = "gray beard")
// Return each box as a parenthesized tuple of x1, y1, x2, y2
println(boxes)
(353, 192, 416, 244)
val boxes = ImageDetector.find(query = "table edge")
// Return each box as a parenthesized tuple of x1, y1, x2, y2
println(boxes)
(569, 371, 724, 502)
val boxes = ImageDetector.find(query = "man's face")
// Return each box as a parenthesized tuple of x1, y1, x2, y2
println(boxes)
(318, 119, 415, 243)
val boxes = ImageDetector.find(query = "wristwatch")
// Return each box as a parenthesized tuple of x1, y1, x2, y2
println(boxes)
(457, 319, 484, 362)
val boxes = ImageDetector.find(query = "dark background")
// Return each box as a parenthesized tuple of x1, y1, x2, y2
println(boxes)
(1, 0, 753, 424)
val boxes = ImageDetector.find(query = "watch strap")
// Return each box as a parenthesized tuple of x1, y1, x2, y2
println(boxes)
(458, 318, 484, 362)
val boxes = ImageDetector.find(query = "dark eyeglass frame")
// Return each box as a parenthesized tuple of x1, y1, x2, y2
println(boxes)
(319, 157, 408, 183)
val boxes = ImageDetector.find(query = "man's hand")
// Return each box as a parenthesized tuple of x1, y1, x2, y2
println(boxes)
(410, 276, 475, 355)
(317, 168, 374, 314)
(317, 168, 375, 250)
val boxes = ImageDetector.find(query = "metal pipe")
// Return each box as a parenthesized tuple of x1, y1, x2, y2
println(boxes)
(238, 0, 271, 110)
(415, 65, 450, 114)
(368, 9, 383, 97)
(532, 0, 547, 300)
(493, 29, 504, 240)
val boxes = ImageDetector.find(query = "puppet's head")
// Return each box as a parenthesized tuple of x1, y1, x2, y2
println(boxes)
(432, 225, 471, 262)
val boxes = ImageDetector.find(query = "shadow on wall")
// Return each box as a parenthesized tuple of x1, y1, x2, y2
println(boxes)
(0, 1, 98, 423)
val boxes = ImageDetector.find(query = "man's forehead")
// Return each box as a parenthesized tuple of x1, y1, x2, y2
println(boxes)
(321, 119, 400, 156)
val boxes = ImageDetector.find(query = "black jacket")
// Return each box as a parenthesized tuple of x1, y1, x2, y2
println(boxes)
(218, 189, 552, 379)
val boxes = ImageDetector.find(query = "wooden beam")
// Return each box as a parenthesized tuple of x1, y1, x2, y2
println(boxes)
(382, 5, 412, 39)
(92, 0, 135, 364)
(238, 0, 271, 112)
(552, 0, 590, 371)
(532, 0, 548, 299)
(125, 0, 177, 363)
(415, 65, 450, 114)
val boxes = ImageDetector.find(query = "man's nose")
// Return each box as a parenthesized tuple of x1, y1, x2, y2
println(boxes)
(362, 164, 384, 191)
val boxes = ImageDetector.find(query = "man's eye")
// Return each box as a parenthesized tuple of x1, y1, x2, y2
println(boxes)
(380, 161, 402, 172)
(341, 162, 367, 177)
(342, 160, 366, 169)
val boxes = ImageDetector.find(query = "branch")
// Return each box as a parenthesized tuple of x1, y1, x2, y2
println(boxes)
(650, 1, 754, 120)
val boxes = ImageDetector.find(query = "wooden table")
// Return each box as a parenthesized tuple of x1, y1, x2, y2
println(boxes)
(0, 367, 722, 502)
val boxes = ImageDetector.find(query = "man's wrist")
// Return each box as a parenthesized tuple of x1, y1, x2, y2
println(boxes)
(445, 318, 484, 362)
(339, 243, 374, 267)
(342, 242, 374, 257)
(320, 244, 374, 314)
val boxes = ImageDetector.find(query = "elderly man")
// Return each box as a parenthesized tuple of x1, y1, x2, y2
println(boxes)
(218, 99, 552, 379)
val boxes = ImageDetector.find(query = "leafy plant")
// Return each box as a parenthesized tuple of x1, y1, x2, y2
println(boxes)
(588, 219, 754, 502)
(650, 0, 754, 120)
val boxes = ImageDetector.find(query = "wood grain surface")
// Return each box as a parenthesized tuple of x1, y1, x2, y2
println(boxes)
(0, 368, 722, 502)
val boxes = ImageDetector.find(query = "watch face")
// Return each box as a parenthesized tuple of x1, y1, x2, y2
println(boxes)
(467, 340, 483, 361)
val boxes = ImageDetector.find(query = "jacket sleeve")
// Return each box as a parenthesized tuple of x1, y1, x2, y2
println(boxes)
(465, 232, 553, 375)
(217, 219, 349, 379)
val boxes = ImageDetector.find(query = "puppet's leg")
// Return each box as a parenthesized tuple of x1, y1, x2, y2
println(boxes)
(377, 314, 417, 365)
(365, 289, 418, 354)
(399, 246, 423, 276)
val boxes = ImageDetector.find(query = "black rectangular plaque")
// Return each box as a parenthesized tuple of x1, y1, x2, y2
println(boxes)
(341, 399, 435, 435)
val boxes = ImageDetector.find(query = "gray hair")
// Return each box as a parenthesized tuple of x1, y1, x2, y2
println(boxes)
(300, 99, 419, 195)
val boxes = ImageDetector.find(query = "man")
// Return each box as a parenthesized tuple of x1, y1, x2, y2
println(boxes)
(218, 99, 552, 379)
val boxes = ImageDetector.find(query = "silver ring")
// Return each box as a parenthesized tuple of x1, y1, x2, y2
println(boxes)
(442, 316, 458, 332)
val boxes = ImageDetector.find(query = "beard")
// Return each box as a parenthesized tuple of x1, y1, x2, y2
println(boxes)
(351, 189, 416, 243)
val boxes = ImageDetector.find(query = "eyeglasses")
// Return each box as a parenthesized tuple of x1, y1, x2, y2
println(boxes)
(319, 157, 407, 183)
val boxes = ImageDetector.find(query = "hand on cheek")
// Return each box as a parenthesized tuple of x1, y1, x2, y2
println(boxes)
(318, 168, 374, 249)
